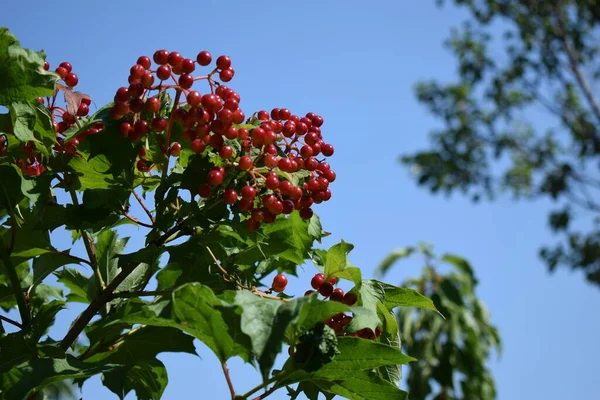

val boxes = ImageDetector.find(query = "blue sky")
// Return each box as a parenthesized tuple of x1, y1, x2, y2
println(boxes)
(2, 1, 600, 399)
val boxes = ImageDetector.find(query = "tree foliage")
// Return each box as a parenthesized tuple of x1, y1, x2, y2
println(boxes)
(403, 0, 600, 286)
(377, 244, 501, 400)
(0, 27, 441, 399)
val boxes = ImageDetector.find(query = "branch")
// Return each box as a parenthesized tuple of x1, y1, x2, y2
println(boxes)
(122, 210, 153, 228)
(111, 289, 171, 299)
(59, 261, 139, 351)
(59, 222, 186, 351)
(67, 187, 104, 288)
(0, 239, 30, 327)
(221, 362, 236, 399)
(555, 9, 600, 124)
(0, 314, 23, 329)
(132, 190, 154, 223)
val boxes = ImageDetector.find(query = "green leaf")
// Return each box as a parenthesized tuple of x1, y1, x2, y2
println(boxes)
(323, 240, 362, 285)
(54, 267, 92, 303)
(307, 214, 326, 243)
(102, 358, 168, 400)
(375, 247, 415, 277)
(442, 253, 478, 285)
(261, 212, 314, 265)
(0, 27, 57, 104)
(288, 293, 350, 339)
(9, 101, 38, 142)
(95, 230, 129, 288)
(32, 251, 77, 288)
(0, 331, 37, 373)
(315, 370, 408, 400)
(114, 284, 252, 364)
(6, 355, 112, 400)
(172, 284, 252, 362)
(380, 282, 439, 313)
(318, 337, 414, 372)
(86, 326, 196, 365)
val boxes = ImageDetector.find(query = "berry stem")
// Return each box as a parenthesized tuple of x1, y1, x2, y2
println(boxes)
(132, 189, 155, 223)
(221, 362, 236, 399)
(161, 88, 182, 181)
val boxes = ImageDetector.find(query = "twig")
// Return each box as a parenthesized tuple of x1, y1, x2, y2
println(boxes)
(111, 289, 171, 299)
(555, 6, 600, 124)
(251, 385, 278, 400)
(60, 224, 185, 351)
(221, 362, 236, 399)
(67, 187, 104, 289)
(0, 314, 23, 329)
(0, 239, 30, 328)
(122, 210, 153, 228)
(132, 190, 154, 223)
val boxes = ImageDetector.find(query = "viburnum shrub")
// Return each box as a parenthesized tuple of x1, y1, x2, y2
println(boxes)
(0, 27, 440, 400)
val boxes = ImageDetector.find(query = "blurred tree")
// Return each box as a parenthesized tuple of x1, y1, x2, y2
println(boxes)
(403, 0, 600, 286)
(377, 244, 501, 400)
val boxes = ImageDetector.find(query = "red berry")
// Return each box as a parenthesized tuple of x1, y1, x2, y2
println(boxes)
(272, 274, 288, 292)
(311, 273, 325, 290)
(207, 170, 223, 186)
(219, 68, 234, 82)
(304, 290, 316, 296)
(181, 58, 196, 73)
(141, 72, 155, 88)
(179, 73, 194, 89)
(191, 138, 206, 153)
(157, 65, 171, 80)
(153, 50, 169, 65)
(219, 145, 233, 159)
(251, 209, 264, 221)
(65, 73, 78, 87)
(216, 55, 231, 70)
(137, 56, 151, 69)
(168, 51, 183, 67)
(319, 282, 334, 297)
(239, 156, 253, 171)
(152, 117, 167, 131)
(130, 64, 145, 78)
(187, 91, 202, 106)
(279, 108, 291, 120)
(330, 288, 344, 302)
(328, 277, 338, 285)
(145, 97, 161, 113)
(241, 185, 257, 199)
(198, 183, 211, 198)
(299, 207, 314, 220)
(223, 189, 238, 204)
(59, 61, 72, 73)
(342, 292, 358, 306)
(170, 142, 181, 157)
(76, 103, 89, 117)
(197, 51, 212, 66)
(246, 218, 261, 231)
(322, 144, 334, 157)
(43, 61, 49, 70)
(55, 66, 68, 79)
(201, 94, 221, 112)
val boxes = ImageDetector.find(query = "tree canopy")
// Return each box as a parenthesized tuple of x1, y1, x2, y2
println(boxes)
(403, 0, 600, 286)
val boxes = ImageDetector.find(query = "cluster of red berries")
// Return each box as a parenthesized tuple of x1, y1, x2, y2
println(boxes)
(271, 272, 382, 341)
(109, 49, 336, 231)
(0, 60, 96, 176)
